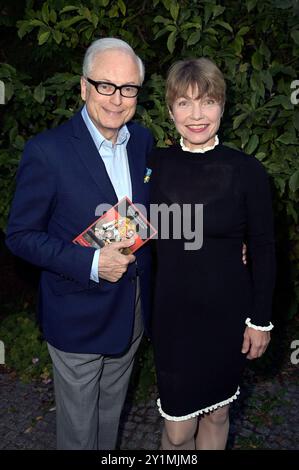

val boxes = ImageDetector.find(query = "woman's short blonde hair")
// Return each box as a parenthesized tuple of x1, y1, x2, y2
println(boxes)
(166, 58, 226, 110)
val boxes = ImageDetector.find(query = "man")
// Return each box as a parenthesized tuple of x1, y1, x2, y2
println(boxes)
(6, 38, 153, 450)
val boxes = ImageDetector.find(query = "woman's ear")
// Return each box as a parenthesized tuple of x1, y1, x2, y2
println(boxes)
(168, 108, 174, 121)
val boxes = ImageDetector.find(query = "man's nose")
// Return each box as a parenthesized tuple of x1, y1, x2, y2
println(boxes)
(110, 89, 122, 105)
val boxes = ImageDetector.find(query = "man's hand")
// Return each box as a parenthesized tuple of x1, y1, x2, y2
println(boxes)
(241, 327, 271, 359)
(242, 243, 247, 265)
(98, 238, 136, 282)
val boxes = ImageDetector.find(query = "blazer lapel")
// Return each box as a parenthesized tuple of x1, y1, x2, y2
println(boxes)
(126, 132, 144, 204)
(70, 111, 118, 205)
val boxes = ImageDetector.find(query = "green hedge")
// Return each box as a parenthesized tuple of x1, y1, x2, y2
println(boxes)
(0, 0, 298, 317)
(0, 311, 52, 382)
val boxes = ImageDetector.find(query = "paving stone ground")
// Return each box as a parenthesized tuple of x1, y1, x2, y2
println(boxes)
(0, 361, 298, 450)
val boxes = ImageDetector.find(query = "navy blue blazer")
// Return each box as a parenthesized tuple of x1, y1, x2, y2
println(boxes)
(6, 111, 154, 354)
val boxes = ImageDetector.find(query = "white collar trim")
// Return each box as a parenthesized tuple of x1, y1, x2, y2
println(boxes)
(180, 135, 219, 153)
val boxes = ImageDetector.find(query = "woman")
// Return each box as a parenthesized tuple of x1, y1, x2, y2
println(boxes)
(150, 58, 276, 450)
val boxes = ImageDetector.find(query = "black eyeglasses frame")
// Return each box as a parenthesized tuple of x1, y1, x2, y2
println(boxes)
(86, 78, 141, 98)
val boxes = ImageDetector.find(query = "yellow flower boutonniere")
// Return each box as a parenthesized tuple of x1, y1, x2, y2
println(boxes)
(144, 167, 152, 183)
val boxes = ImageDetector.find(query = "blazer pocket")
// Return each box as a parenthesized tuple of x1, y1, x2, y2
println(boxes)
(44, 272, 115, 296)
(50, 278, 88, 296)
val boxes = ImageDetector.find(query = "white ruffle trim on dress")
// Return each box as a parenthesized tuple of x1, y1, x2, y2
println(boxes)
(245, 317, 274, 331)
(180, 135, 219, 153)
(157, 386, 240, 421)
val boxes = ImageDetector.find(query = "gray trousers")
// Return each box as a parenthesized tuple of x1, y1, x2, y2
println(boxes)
(47, 282, 143, 450)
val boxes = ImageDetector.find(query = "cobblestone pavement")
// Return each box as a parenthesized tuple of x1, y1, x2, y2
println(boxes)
(0, 363, 298, 450)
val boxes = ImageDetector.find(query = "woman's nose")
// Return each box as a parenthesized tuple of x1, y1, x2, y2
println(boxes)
(191, 103, 204, 119)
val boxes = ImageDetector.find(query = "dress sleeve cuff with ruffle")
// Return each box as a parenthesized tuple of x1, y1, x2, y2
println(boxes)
(245, 317, 274, 331)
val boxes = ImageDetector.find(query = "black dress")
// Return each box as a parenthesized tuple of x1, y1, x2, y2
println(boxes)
(150, 142, 276, 420)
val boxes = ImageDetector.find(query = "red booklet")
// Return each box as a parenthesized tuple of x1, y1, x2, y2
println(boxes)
(73, 197, 157, 254)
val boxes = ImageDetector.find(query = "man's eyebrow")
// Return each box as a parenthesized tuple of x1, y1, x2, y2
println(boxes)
(94, 79, 140, 85)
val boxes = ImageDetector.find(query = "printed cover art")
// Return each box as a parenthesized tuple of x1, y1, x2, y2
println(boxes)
(73, 197, 157, 254)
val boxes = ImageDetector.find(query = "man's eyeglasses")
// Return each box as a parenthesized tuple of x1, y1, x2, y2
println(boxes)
(86, 78, 141, 98)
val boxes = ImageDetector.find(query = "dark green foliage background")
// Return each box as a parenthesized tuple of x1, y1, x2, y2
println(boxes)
(0, 0, 298, 383)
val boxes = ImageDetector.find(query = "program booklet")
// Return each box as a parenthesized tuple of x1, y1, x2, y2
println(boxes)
(73, 197, 157, 254)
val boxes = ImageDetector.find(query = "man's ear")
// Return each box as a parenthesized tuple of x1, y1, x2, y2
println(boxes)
(80, 76, 87, 101)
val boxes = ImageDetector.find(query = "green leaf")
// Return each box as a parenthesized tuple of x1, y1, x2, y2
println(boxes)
(277, 132, 297, 145)
(286, 202, 298, 223)
(187, 30, 201, 46)
(80, 7, 92, 22)
(53, 30, 62, 44)
(233, 113, 248, 130)
(262, 129, 276, 143)
(153, 15, 172, 24)
(212, 5, 225, 18)
(60, 6, 79, 14)
(250, 74, 265, 99)
(84, 27, 94, 41)
(291, 30, 299, 45)
(264, 95, 293, 110)
(33, 83, 46, 103)
(53, 108, 74, 118)
(90, 12, 99, 28)
(167, 30, 177, 54)
(274, 176, 286, 196)
(250, 91, 259, 109)
(260, 70, 273, 91)
(49, 9, 57, 24)
(256, 152, 267, 161)
(203, 27, 217, 35)
(181, 22, 200, 31)
(246, 134, 259, 154)
(41, 3, 49, 24)
(57, 16, 84, 29)
(215, 21, 233, 33)
(154, 26, 171, 40)
(14, 135, 25, 151)
(237, 26, 250, 36)
(251, 51, 263, 70)
(204, 3, 213, 25)
(232, 36, 244, 54)
(259, 42, 271, 61)
(29, 19, 45, 27)
(293, 112, 299, 131)
(17, 22, 34, 39)
(246, 0, 257, 12)
(118, 0, 126, 16)
(289, 170, 299, 193)
(239, 63, 249, 73)
(109, 4, 119, 18)
(170, 2, 179, 22)
(38, 30, 50, 46)
(9, 126, 18, 144)
(151, 123, 165, 140)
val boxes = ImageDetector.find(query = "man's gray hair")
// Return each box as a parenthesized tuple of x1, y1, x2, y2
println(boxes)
(82, 37, 145, 84)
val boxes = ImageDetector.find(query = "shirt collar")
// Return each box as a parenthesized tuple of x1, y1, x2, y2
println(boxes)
(180, 135, 219, 153)
(81, 105, 130, 151)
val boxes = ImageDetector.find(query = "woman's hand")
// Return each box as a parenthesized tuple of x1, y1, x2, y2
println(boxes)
(241, 327, 271, 359)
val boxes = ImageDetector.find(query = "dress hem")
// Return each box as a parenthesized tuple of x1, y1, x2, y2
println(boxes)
(157, 386, 240, 421)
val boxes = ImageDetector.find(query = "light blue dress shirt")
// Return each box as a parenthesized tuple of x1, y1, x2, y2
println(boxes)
(81, 105, 132, 283)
